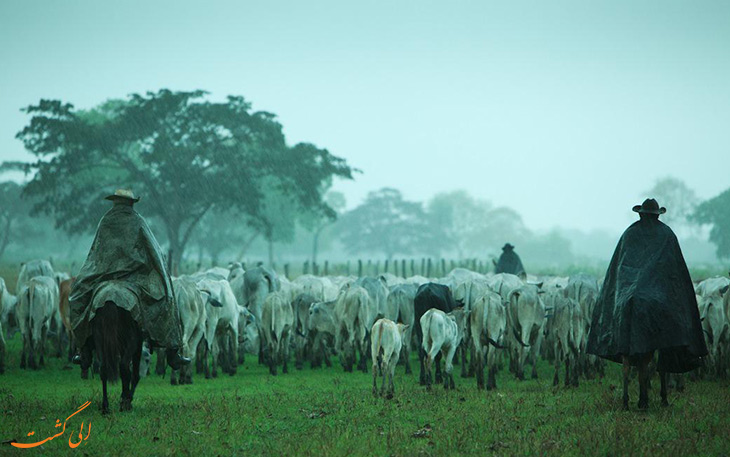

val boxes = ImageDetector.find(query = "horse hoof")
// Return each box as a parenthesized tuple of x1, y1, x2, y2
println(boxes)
(661, 400, 669, 407)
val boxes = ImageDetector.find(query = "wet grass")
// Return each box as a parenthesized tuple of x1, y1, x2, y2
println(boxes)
(1, 335, 729, 457)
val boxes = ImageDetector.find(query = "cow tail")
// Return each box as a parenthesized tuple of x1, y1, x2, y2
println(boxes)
(375, 321, 383, 357)
(510, 292, 530, 348)
(421, 312, 432, 352)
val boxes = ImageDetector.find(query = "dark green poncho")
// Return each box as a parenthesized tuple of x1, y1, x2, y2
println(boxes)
(69, 205, 183, 349)
(586, 217, 707, 373)
(495, 248, 526, 277)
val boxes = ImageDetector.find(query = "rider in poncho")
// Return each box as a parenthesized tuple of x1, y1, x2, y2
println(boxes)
(494, 243, 526, 279)
(587, 198, 707, 372)
(70, 189, 190, 370)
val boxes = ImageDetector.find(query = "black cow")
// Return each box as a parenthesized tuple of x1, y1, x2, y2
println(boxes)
(414, 283, 459, 385)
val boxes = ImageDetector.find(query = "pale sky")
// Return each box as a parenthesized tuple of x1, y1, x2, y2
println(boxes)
(1, 0, 728, 233)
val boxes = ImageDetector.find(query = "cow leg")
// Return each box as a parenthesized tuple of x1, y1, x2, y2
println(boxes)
(425, 355, 433, 391)
(404, 344, 412, 375)
(20, 332, 28, 369)
(572, 357, 580, 387)
(531, 354, 539, 380)
(660, 370, 669, 407)
(170, 369, 178, 385)
(622, 356, 630, 410)
(674, 373, 685, 392)
(435, 352, 443, 384)
(460, 344, 468, 378)
(476, 349, 485, 390)
(565, 356, 571, 387)
(419, 346, 427, 386)
(553, 351, 560, 387)
(487, 364, 497, 390)
(381, 358, 387, 397)
(372, 360, 378, 397)
(156, 349, 166, 377)
(445, 346, 457, 390)
(468, 343, 476, 377)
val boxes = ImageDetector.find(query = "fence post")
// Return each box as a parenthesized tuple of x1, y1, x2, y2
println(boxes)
(427, 258, 432, 277)
(441, 258, 446, 276)
(346, 260, 351, 276)
(303, 260, 309, 275)
(384, 259, 389, 274)
(375, 260, 380, 275)
(284, 263, 290, 279)
(324, 260, 329, 276)
(313, 262, 319, 276)
(358, 259, 363, 277)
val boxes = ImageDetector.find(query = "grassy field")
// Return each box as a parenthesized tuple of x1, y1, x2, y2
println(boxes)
(1, 336, 729, 457)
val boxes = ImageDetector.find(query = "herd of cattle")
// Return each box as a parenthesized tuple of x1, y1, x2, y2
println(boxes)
(1, 259, 729, 398)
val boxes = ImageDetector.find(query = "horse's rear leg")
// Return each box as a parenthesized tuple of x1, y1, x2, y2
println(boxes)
(120, 361, 132, 412)
(660, 370, 669, 407)
(101, 375, 110, 415)
(622, 356, 630, 410)
(637, 355, 651, 410)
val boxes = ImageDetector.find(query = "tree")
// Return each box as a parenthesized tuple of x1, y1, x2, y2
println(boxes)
(0, 181, 24, 260)
(645, 177, 698, 235)
(6, 90, 353, 272)
(691, 188, 730, 260)
(301, 190, 346, 264)
(427, 190, 492, 258)
(337, 188, 431, 260)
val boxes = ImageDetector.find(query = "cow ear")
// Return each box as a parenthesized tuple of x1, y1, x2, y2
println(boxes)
(721, 285, 730, 296)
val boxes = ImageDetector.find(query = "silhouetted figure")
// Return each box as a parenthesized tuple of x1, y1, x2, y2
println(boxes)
(70, 189, 190, 371)
(494, 243, 526, 279)
(587, 198, 706, 410)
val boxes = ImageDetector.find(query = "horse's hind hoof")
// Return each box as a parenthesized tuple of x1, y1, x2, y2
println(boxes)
(661, 400, 669, 407)
(120, 400, 132, 412)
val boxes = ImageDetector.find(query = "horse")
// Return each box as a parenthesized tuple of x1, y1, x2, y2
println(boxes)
(90, 282, 144, 414)
(622, 352, 668, 410)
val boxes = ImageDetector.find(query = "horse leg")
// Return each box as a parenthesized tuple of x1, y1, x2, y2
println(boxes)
(660, 370, 669, 407)
(622, 356, 630, 410)
(101, 374, 110, 415)
(120, 359, 132, 412)
(638, 356, 650, 410)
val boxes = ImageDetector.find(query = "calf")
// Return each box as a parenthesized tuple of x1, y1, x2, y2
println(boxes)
(261, 291, 294, 375)
(414, 283, 458, 385)
(470, 290, 507, 390)
(17, 276, 59, 369)
(420, 307, 469, 390)
(371, 318, 409, 398)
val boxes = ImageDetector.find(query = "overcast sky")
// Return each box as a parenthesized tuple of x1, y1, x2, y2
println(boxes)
(1, 0, 728, 233)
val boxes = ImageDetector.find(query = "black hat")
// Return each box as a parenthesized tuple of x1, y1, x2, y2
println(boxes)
(502, 243, 515, 250)
(104, 189, 140, 203)
(632, 198, 666, 215)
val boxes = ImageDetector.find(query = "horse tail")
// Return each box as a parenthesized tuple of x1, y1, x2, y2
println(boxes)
(94, 302, 120, 383)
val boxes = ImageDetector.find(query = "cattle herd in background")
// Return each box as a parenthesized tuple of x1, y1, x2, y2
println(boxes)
(1, 259, 729, 401)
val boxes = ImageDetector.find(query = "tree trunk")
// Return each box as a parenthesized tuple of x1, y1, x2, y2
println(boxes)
(0, 216, 12, 261)
(312, 225, 324, 265)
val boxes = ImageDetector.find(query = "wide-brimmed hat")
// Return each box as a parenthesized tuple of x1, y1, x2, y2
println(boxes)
(502, 243, 515, 250)
(632, 198, 665, 215)
(104, 189, 140, 203)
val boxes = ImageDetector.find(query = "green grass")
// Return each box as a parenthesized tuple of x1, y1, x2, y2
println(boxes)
(1, 336, 729, 457)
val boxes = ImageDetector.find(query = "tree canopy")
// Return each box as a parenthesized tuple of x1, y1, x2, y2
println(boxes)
(692, 187, 730, 260)
(6, 90, 354, 271)
(337, 188, 432, 260)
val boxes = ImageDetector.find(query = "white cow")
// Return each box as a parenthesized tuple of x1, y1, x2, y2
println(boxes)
(387, 283, 417, 374)
(549, 293, 584, 387)
(371, 318, 408, 398)
(261, 291, 294, 375)
(195, 277, 239, 378)
(470, 290, 507, 390)
(507, 283, 545, 380)
(308, 300, 337, 368)
(420, 307, 469, 390)
(487, 273, 524, 303)
(17, 276, 59, 369)
(170, 276, 207, 385)
(1, 277, 17, 341)
(697, 277, 730, 376)
(335, 284, 376, 372)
